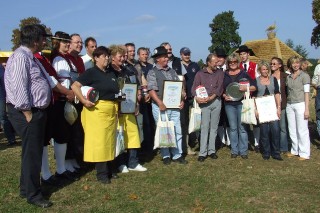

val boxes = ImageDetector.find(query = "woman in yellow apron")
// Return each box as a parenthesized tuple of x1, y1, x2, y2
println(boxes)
(71, 46, 118, 184)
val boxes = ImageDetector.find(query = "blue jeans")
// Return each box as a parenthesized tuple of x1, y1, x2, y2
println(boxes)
(279, 109, 288, 151)
(260, 120, 281, 157)
(152, 103, 182, 160)
(0, 100, 15, 143)
(225, 104, 249, 155)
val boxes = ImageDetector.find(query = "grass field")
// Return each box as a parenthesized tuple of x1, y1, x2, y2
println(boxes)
(0, 98, 320, 213)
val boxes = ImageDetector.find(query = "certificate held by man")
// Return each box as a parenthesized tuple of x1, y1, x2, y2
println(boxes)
(162, 80, 183, 109)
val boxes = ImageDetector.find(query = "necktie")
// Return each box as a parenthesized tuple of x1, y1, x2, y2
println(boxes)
(244, 63, 247, 72)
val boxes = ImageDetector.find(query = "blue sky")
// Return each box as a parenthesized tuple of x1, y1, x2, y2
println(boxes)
(0, 0, 317, 62)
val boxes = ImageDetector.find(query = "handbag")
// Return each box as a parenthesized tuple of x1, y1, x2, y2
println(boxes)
(241, 85, 257, 125)
(153, 111, 176, 149)
(64, 102, 78, 125)
(115, 123, 125, 157)
(188, 98, 202, 133)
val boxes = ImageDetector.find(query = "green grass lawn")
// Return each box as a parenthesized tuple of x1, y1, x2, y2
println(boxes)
(0, 98, 320, 212)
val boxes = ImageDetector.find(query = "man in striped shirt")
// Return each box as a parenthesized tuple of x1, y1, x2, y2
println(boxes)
(4, 24, 54, 208)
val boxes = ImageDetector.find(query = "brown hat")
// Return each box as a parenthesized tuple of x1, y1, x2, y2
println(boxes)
(52, 31, 71, 41)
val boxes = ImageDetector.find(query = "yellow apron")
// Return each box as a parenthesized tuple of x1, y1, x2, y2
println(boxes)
(119, 114, 141, 149)
(82, 100, 118, 162)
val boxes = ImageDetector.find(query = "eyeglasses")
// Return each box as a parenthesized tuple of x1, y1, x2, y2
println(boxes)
(72, 41, 83, 45)
(228, 61, 238, 65)
(183, 53, 190, 56)
(166, 48, 172, 51)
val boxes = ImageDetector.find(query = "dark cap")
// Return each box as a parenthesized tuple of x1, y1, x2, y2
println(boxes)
(214, 48, 227, 57)
(52, 31, 71, 41)
(180, 47, 191, 54)
(236, 45, 255, 56)
(151, 46, 168, 58)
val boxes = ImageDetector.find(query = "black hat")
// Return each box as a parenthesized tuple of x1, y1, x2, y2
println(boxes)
(236, 45, 255, 56)
(52, 31, 71, 41)
(151, 46, 168, 58)
(214, 47, 227, 57)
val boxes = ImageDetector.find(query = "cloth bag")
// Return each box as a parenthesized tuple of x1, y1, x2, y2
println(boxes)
(64, 102, 78, 125)
(153, 111, 176, 149)
(241, 85, 257, 125)
(115, 123, 125, 157)
(188, 98, 202, 133)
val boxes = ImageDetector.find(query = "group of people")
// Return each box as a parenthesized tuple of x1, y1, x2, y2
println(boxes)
(2, 24, 314, 208)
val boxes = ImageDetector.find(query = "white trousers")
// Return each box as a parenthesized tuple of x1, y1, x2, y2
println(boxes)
(286, 102, 310, 159)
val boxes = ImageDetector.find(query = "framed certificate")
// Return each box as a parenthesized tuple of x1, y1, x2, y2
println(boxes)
(162, 80, 183, 109)
(121, 83, 138, 114)
(254, 95, 279, 123)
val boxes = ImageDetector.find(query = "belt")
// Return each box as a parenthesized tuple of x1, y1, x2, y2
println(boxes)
(7, 103, 47, 112)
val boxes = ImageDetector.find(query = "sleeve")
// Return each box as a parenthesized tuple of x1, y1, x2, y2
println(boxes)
(147, 70, 158, 91)
(302, 72, 311, 85)
(53, 56, 71, 89)
(191, 72, 201, 97)
(76, 69, 91, 86)
(312, 64, 320, 86)
(10, 56, 31, 110)
(273, 77, 280, 94)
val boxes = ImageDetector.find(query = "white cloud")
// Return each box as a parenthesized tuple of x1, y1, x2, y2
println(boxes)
(131, 14, 156, 24)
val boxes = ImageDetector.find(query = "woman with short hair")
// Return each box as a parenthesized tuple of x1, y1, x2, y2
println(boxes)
(71, 46, 119, 184)
(222, 53, 257, 159)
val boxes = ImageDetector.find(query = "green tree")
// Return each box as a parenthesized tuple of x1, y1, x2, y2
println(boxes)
(311, 0, 320, 48)
(11, 16, 52, 50)
(197, 59, 205, 69)
(208, 11, 241, 54)
(285, 39, 308, 58)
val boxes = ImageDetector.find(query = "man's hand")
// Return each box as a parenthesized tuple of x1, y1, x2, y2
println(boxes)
(22, 110, 32, 123)
(158, 102, 167, 111)
(66, 90, 75, 102)
(144, 94, 151, 103)
(179, 101, 184, 110)
(195, 97, 208, 104)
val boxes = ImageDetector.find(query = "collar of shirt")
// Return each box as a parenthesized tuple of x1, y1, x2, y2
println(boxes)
(288, 70, 303, 79)
(20, 46, 34, 59)
(155, 64, 170, 72)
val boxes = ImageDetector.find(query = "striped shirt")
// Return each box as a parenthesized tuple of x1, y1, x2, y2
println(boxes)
(5, 46, 51, 110)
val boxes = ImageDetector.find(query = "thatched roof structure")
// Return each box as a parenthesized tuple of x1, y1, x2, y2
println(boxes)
(236, 32, 312, 67)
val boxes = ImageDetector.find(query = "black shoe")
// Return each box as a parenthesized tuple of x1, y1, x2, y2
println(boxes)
(55, 171, 79, 181)
(198, 156, 206, 162)
(28, 198, 53, 208)
(231, 154, 237, 158)
(98, 178, 111, 184)
(6, 141, 17, 146)
(262, 156, 270, 160)
(111, 173, 119, 179)
(173, 157, 188, 164)
(163, 157, 171, 165)
(272, 156, 283, 161)
(254, 146, 260, 153)
(41, 175, 62, 187)
(241, 155, 248, 159)
(208, 153, 218, 159)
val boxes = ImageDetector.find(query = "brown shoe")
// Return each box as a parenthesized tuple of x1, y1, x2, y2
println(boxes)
(298, 157, 308, 161)
(287, 153, 296, 158)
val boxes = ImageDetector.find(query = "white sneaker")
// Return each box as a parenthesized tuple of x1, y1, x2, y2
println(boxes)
(118, 165, 129, 173)
(128, 164, 147, 172)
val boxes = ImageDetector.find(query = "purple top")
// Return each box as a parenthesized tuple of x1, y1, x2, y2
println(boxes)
(191, 68, 224, 97)
(5, 46, 51, 110)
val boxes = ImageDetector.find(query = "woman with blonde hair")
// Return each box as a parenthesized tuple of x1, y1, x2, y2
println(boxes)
(286, 56, 311, 160)
(108, 44, 147, 173)
(256, 61, 282, 160)
(222, 53, 256, 159)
